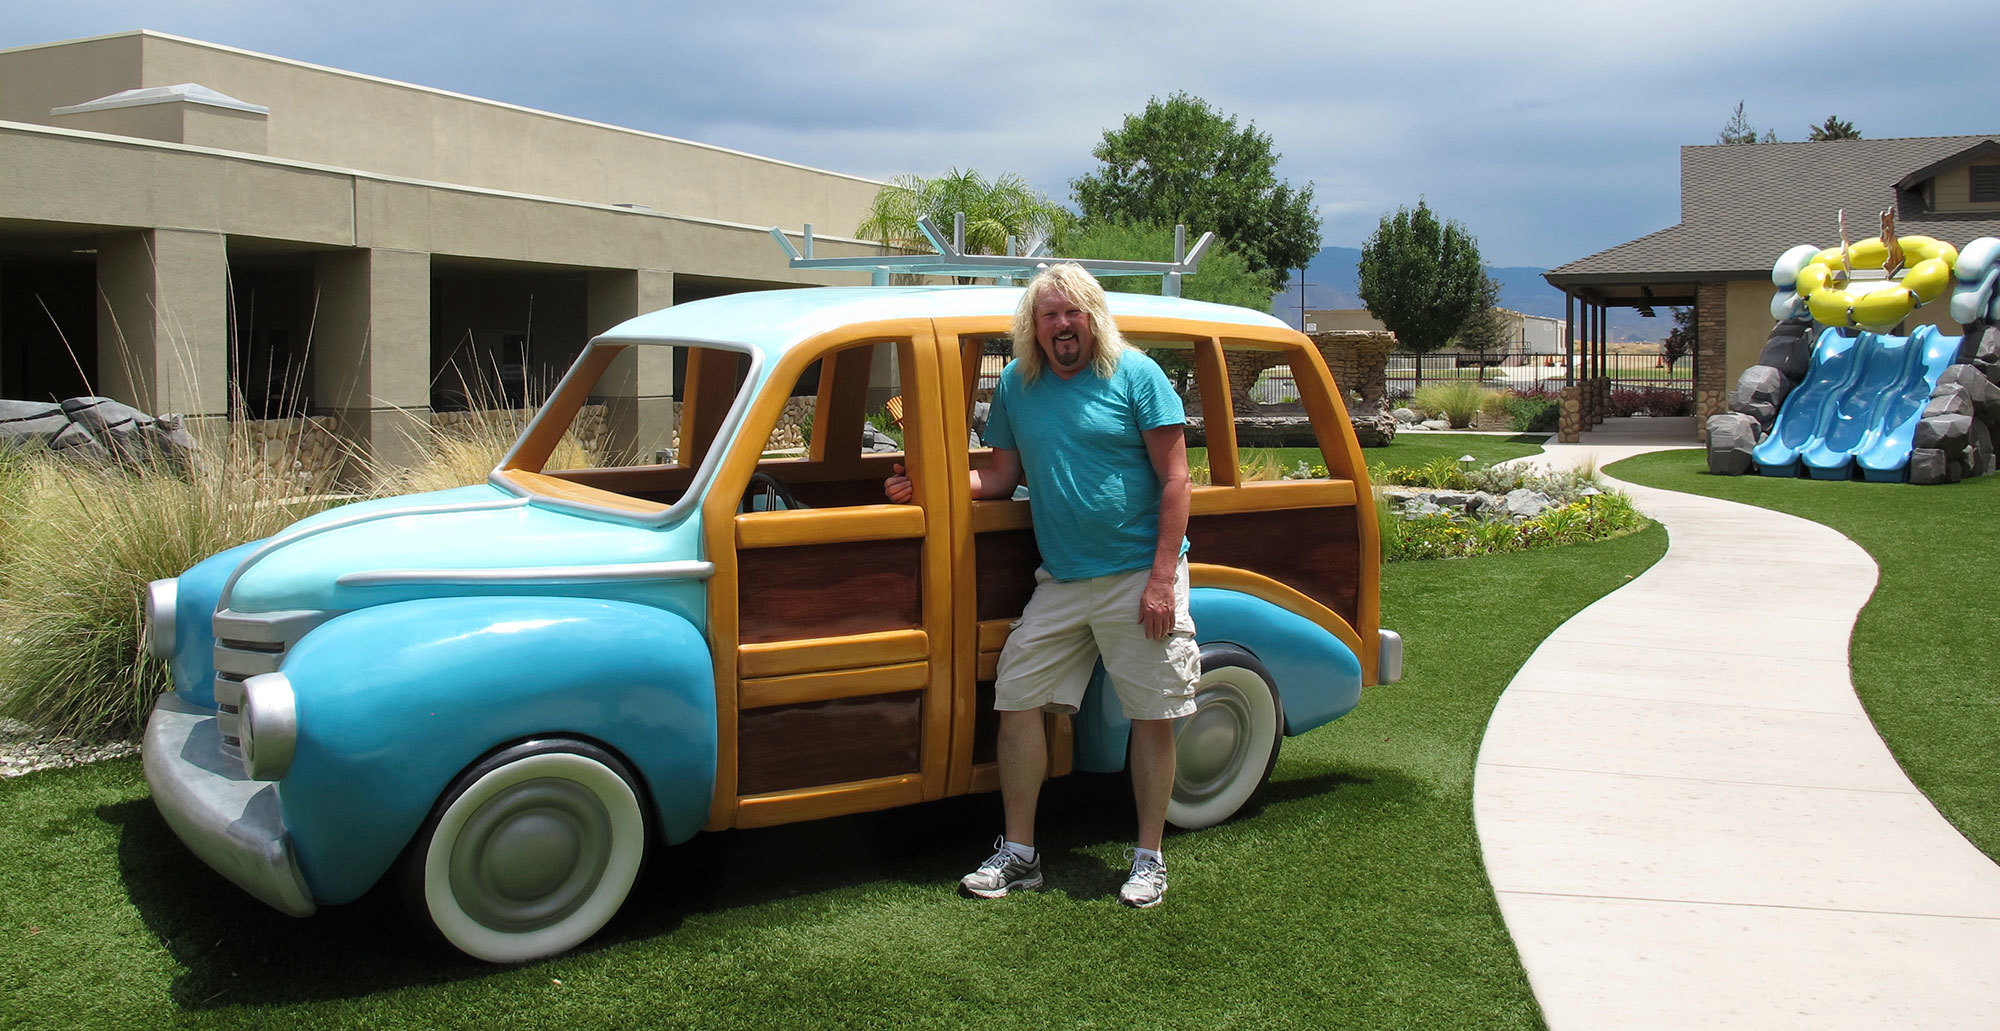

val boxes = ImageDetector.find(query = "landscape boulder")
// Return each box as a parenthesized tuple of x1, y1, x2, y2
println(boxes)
(0, 396, 197, 467)
(1705, 413, 1761, 476)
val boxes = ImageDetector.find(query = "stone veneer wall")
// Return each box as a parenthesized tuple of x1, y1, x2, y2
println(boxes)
(1311, 330, 1396, 404)
(433, 404, 614, 458)
(237, 416, 345, 488)
(1695, 282, 1729, 441)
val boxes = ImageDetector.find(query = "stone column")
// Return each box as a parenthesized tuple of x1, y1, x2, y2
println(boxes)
(588, 269, 677, 462)
(1312, 330, 1398, 445)
(313, 248, 432, 473)
(1695, 281, 1729, 441)
(95, 229, 230, 439)
(1559, 385, 1582, 443)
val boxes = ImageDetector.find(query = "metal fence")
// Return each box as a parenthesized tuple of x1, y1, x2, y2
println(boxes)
(1380, 351, 1691, 397)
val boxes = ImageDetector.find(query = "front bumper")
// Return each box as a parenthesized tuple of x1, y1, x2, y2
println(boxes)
(143, 693, 317, 917)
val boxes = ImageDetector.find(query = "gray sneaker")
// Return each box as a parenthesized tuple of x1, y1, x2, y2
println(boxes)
(960, 838, 1043, 898)
(1119, 849, 1167, 908)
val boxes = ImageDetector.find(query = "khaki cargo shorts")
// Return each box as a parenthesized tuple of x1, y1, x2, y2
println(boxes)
(993, 556, 1199, 721)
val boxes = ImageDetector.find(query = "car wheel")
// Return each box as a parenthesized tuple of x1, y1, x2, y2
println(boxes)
(1166, 646, 1283, 830)
(406, 740, 647, 964)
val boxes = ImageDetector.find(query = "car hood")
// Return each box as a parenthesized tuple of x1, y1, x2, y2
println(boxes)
(222, 484, 704, 614)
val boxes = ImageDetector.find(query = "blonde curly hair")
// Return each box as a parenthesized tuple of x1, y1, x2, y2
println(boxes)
(1010, 263, 1127, 384)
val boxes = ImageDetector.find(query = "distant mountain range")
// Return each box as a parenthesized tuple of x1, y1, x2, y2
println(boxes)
(1268, 247, 1664, 343)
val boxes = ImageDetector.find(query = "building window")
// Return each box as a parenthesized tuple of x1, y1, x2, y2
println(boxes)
(1973, 165, 2000, 203)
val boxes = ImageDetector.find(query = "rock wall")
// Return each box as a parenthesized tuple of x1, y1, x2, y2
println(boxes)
(238, 416, 344, 489)
(1910, 324, 2000, 483)
(1313, 330, 1398, 446)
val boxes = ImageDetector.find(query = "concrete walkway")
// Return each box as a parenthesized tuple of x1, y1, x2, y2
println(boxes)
(1473, 418, 2000, 1029)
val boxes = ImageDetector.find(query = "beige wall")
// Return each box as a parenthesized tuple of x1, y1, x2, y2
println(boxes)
(1303, 309, 1387, 334)
(1931, 164, 2000, 214)
(0, 32, 884, 238)
(0, 32, 144, 125)
(95, 228, 229, 425)
(0, 30, 905, 469)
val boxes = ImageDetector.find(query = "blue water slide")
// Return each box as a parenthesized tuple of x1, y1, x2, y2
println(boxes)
(1854, 326, 1961, 481)
(1799, 331, 1926, 479)
(1752, 328, 1861, 476)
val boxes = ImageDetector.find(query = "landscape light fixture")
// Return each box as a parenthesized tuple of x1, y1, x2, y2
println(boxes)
(1580, 484, 1602, 529)
(1458, 454, 1476, 473)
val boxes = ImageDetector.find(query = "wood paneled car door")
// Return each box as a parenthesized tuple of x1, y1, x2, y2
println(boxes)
(701, 324, 956, 831)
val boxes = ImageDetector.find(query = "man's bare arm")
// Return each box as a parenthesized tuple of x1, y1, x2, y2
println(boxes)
(884, 448, 1023, 503)
(1139, 425, 1192, 639)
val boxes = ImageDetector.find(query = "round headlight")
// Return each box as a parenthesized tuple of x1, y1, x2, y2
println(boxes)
(241, 672, 298, 781)
(144, 579, 178, 661)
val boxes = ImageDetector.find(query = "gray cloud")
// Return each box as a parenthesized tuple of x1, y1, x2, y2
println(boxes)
(6, 0, 1993, 267)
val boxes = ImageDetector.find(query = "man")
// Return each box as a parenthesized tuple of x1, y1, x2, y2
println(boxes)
(884, 263, 1196, 908)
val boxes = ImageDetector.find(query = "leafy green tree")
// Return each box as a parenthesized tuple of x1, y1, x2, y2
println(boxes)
(1068, 220, 1270, 393)
(1807, 116, 1861, 141)
(1356, 200, 1485, 387)
(1451, 275, 1512, 356)
(856, 168, 1073, 255)
(1071, 92, 1320, 293)
(1068, 220, 1272, 311)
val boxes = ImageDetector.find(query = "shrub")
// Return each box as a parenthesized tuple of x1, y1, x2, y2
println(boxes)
(1412, 382, 1493, 429)
(1501, 387, 1561, 433)
(1609, 387, 1694, 418)
(0, 440, 357, 739)
(1378, 488, 1644, 562)
(1374, 455, 1474, 490)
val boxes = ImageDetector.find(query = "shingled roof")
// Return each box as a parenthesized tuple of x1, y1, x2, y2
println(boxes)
(1548, 134, 2000, 287)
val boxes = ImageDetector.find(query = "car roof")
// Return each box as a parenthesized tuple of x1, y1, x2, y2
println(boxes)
(594, 285, 1292, 360)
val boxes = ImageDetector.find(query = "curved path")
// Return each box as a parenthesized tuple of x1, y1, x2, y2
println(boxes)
(1473, 422, 2000, 1030)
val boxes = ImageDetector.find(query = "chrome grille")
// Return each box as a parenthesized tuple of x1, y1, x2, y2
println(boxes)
(212, 609, 328, 762)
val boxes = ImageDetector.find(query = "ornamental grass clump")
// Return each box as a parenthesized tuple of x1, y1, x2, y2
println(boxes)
(0, 437, 354, 739)
(1413, 382, 1493, 429)
(376, 411, 596, 496)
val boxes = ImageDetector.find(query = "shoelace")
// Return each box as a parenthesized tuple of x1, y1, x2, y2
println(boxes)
(1123, 848, 1166, 882)
(982, 837, 1025, 873)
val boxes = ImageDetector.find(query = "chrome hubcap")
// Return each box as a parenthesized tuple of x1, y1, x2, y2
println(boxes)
(449, 777, 611, 931)
(1175, 680, 1253, 803)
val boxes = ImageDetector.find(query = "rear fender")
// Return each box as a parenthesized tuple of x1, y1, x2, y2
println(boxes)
(1069, 588, 1362, 772)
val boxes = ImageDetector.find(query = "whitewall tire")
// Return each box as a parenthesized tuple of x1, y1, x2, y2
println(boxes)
(408, 741, 647, 964)
(1166, 647, 1283, 830)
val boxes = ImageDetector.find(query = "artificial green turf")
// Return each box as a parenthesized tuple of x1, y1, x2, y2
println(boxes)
(1609, 450, 2000, 861)
(0, 524, 1667, 1030)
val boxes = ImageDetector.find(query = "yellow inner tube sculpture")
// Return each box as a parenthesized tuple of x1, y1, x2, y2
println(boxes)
(1796, 235, 1958, 331)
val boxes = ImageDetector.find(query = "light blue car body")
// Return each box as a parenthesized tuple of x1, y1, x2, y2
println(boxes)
(143, 285, 1371, 917)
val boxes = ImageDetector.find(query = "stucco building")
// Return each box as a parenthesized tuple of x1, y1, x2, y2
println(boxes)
(1545, 135, 2000, 435)
(1304, 307, 1564, 354)
(0, 30, 895, 467)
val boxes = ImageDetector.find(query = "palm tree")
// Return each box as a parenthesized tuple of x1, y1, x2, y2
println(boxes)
(857, 168, 1073, 256)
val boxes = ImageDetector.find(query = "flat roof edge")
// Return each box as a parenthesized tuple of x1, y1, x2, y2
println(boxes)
(0, 120, 880, 244)
(4, 29, 887, 189)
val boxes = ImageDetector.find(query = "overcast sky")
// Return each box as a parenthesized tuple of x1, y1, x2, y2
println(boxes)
(8, 1, 1995, 268)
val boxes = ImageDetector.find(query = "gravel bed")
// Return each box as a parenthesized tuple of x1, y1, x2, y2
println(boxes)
(0, 717, 140, 778)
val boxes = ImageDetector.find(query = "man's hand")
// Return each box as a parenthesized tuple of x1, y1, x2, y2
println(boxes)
(1138, 574, 1175, 640)
(883, 462, 914, 503)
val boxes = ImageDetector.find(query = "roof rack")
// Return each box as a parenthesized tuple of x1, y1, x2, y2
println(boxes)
(769, 215, 1215, 296)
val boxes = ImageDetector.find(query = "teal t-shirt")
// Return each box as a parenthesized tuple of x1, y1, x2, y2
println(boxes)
(983, 348, 1189, 581)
